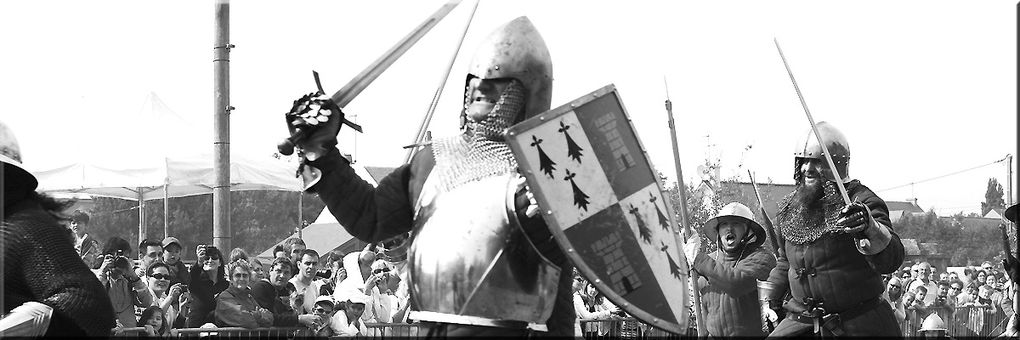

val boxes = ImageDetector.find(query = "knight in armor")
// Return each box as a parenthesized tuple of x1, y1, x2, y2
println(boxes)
(283, 17, 574, 336)
(682, 202, 776, 337)
(1, 119, 116, 336)
(759, 121, 905, 337)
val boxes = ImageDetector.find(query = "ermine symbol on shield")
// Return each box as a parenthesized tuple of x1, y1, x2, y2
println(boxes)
(660, 241, 684, 279)
(650, 192, 670, 231)
(558, 121, 584, 163)
(628, 204, 653, 244)
(563, 169, 590, 211)
(530, 135, 556, 178)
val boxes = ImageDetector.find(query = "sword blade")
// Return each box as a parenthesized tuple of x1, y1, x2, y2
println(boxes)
(774, 38, 851, 205)
(331, 0, 463, 108)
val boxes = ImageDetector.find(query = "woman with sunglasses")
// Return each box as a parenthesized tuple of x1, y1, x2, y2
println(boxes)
(147, 262, 187, 329)
(185, 245, 228, 327)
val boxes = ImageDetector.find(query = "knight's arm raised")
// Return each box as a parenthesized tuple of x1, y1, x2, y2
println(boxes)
(305, 147, 431, 244)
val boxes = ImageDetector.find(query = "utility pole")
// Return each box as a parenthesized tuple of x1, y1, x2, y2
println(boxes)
(212, 0, 232, 251)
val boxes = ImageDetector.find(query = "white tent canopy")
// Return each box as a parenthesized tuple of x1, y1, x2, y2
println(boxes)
(32, 152, 302, 201)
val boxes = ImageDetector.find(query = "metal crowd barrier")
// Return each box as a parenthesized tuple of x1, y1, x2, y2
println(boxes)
(903, 305, 1011, 338)
(363, 322, 428, 338)
(168, 327, 309, 339)
(579, 318, 688, 339)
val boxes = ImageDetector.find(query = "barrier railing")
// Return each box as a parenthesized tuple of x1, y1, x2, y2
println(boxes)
(110, 306, 1012, 339)
(168, 327, 308, 339)
(579, 318, 688, 339)
(905, 305, 1011, 338)
(363, 322, 428, 338)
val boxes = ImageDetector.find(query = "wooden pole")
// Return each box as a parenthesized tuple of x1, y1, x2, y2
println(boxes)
(212, 0, 231, 250)
(664, 78, 706, 336)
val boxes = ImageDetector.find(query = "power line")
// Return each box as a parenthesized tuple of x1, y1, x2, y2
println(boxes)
(875, 156, 1010, 193)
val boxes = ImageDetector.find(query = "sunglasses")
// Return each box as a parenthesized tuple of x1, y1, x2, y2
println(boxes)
(200, 255, 221, 261)
(313, 307, 333, 314)
(151, 273, 171, 280)
(373, 268, 390, 275)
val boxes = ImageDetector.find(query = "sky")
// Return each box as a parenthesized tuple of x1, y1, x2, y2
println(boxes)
(1, 0, 1016, 216)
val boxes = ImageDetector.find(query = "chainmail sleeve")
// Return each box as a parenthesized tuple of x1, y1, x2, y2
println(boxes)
(2, 199, 116, 337)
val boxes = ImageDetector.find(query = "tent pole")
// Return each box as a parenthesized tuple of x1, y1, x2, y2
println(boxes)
(138, 188, 146, 246)
(164, 183, 169, 239)
(298, 193, 303, 240)
(212, 0, 232, 251)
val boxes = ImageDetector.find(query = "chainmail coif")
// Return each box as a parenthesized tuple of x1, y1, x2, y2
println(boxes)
(432, 80, 525, 192)
(775, 180, 861, 244)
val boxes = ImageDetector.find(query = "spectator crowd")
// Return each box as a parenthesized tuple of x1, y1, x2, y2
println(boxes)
(66, 211, 408, 337)
(63, 209, 1016, 338)
(883, 261, 1016, 337)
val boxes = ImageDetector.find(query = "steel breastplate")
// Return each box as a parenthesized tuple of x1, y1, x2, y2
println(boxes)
(408, 173, 560, 328)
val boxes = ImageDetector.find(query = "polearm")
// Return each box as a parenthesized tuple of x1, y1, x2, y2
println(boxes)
(748, 170, 784, 258)
(774, 39, 851, 206)
(278, 0, 463, 153)
(404, 0, 480, 163)
(664, 77, 707, 337)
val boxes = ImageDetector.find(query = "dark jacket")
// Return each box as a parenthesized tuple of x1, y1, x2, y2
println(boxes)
(308, 147, 575, 336)
(767, 180, 905, 337)
(185, 262, 228, 327)
(694, 244, 776, 337)
(2, 195, 115, 336)
(251, 280, 300, 327)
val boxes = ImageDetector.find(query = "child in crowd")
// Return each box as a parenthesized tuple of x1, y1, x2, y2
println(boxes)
(138, 305, 169, 337)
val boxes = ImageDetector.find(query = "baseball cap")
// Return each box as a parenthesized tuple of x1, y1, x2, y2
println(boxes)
(347, 293, 369, 305)
(162, 237, 182, 249)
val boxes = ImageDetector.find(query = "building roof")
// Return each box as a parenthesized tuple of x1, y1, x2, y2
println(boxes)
(887, 200, 925, 214)
(984, 208, 1004, 219)
(716, 181, 797, 220)
(902, 238, 921, 256)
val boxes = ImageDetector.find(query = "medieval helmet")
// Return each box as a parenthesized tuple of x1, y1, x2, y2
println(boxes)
(465, 16, 552, 124)
(793, 121, 850, 182)
(919, 313, 947, 332)
(704, 202, 766, 249)
(0, 119, 38, 192)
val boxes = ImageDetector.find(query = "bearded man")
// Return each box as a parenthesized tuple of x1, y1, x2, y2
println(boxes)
(759, 121, 905, 337)
(283, 17, 573, 337)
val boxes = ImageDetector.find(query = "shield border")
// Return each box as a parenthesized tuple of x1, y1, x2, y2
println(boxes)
(506, 84, 689, 334)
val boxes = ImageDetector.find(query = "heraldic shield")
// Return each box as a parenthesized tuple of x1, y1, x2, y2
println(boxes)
(506, 84, 691, 334)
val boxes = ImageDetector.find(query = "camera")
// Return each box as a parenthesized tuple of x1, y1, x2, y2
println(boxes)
(315, 269, 332, 279)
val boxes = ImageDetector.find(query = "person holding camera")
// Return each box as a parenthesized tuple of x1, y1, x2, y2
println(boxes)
(146, 262, 187, 328)
(96, 237, 153, 328)
(185, 244, 228, 327)
(145, 260, 187, 326)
